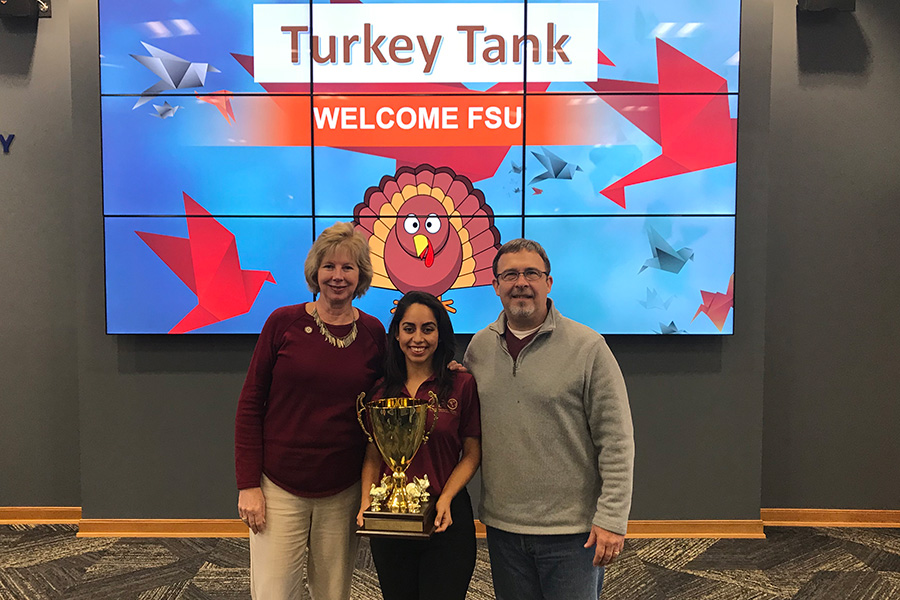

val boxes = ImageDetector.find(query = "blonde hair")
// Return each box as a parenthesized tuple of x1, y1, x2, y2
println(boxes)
(304, 222, 373, 298)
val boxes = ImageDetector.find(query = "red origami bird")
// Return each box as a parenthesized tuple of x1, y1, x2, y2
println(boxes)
(353, 165, 501, 313)
(692, 274, 734, 332)
(135, 192, 276, 333)
(588, 39, 738, 209)
(196, 90, 236, 124)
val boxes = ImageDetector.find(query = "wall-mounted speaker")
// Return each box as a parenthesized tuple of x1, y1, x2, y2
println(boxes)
(798, 0, 856, 11)
(0, 0, 37, 18)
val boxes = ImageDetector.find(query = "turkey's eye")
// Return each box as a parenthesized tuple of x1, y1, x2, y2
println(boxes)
(403, 215, 420, 234)
(424, 214, 441, 234)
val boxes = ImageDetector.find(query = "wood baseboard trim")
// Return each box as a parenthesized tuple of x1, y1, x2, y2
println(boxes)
(77, 519, 249, 538)
(78, 519, 766, 539)
(761, 508, 900, 528)
(475, 520, 486, 538)
(626, 520, 766, 538)
(16, 510, 893, 538)
(474, 519, 765, 539)
(0, 507, 82, 524)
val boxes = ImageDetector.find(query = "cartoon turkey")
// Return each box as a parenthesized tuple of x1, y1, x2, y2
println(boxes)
(353, 165, 501, 313)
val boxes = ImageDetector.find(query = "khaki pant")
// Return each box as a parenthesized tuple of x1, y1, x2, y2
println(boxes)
(250, 475, 361, 600)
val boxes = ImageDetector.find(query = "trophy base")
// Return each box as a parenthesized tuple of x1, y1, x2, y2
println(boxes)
(357, 500, 436, 539)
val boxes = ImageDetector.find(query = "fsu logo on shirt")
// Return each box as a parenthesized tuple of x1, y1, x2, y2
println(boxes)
(436, 397, 459, 414)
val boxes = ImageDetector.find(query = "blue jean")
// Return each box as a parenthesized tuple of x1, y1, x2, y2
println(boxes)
(486, 526, 604, 600)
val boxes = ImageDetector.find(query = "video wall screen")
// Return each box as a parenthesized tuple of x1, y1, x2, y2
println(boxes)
(101, 0, 740, 334)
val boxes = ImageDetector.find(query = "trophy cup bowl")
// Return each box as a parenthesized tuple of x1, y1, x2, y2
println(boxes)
(356, 392, 438, 538)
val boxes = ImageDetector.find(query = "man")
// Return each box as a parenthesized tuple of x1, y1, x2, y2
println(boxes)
(463, 238, 634, 600)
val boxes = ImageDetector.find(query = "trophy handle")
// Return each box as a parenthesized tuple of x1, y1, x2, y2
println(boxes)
(356, 392, 374, 443)
(423, 391, 439, 443)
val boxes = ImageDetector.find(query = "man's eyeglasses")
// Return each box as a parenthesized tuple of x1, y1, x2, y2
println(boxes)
(497, 268, 549, 283)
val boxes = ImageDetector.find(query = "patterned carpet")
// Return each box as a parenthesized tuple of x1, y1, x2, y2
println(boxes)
(1, 525, 899, 599)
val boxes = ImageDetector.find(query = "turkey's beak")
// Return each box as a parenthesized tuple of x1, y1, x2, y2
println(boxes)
(414, 234, 434, 268)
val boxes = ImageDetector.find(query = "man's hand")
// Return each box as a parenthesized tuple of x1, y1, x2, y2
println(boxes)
(584, 525, 624, 566)
(447, 360, 469, 374)
(238, 487, 267, 535)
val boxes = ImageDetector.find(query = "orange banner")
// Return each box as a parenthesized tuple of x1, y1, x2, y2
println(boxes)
(230, 94, 629, 148)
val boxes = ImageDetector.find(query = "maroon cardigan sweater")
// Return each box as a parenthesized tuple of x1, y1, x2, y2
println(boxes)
(235, 303, 386, 497)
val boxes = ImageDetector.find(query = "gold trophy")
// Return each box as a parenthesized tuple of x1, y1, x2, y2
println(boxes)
(356, 392, 438, 538)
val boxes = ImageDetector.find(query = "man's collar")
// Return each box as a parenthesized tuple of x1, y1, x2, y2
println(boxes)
(489, 299, 557, 335)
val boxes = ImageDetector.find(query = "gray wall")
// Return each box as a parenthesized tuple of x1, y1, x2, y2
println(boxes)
(1, 0, 895, 518)
(762, 0, 900, 509)
(0, 1, 80, 506)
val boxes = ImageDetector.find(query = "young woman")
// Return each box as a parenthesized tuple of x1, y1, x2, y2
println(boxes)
(357, 291, 481, 600)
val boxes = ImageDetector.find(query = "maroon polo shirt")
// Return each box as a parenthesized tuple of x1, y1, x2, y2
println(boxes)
(369, 372, 481, 495)
(235, 303, 386, 497)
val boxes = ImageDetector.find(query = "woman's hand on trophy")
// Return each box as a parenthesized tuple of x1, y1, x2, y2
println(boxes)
(434, 496, 454, 533)
(356, 500, 370, 528)
(238, 487, 267, 535)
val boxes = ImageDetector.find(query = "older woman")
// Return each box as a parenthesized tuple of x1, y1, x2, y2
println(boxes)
(235, 222, 386, 600)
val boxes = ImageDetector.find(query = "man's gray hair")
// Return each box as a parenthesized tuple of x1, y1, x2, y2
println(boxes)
(492, 238, 551, 277)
